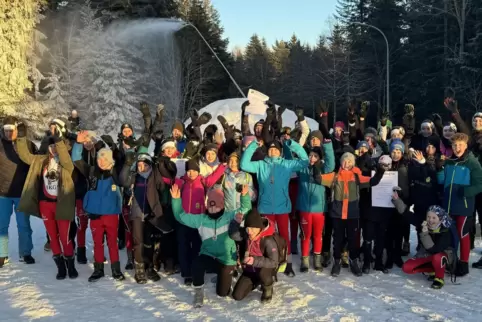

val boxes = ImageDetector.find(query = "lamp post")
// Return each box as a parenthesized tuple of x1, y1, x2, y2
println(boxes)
(351, 22, 390, 113)
(180, 22, 246, 98)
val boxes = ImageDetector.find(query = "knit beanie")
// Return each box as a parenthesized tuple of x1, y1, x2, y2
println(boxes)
(281, 127, 292, 135)
(309, 146, 324, 159)
(267, 140, 283, 153)
(365, 127, 378, 138)
(185, 158, 200, 172)
(161, 138, 177, 151)
(137, 153, 153, 166)
(390, 139, 405, 154)
(391, 126, 405, 138)
(172, 120, 184, 133)
(334, 121, 345, 131)
(379, 155, 392, 168)
(228, 152, 240, 161)
(2, 116, 18, 130)
(244, 209, 265, 229)
(310, 130, 323, 141)
(205, 143, 218, 153)
(120, 123, 133, 132)
(206, 189, 224, 208)
(356, 141, 370, 150)
(97, 148, 114, 166)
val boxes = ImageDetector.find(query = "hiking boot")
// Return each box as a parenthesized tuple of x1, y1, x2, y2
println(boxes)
(23, 255, 35, 264)
(362, 260, 371, 274)
(146, 264, 161, 282)
(341, 251, 349, 268)
(322, 252, 331, 268)
(44, 241, 51, 252)
(76, 247, 87, 264)
(164, 258, 177, 275)
(184, 277, 193, 286)
(300, 256, 309, 273)
(374, 260, 389, 274)
(284, 262, 295, 277)
(426, 273, 435, 281)
(261, 284, 273, 304)
(472, 257, 482, 269)
(455, 260, 469, 276)
(125, 251, 134, 270)
(111, 262, 125, 281)
(431, 277, 444, 289)
(331, 259, 341, 277)
(313, 254, 323, 272)
(88, 262, 105, 282)
(65, 256, 78, 279)
(349, 258, 363, 277)
(193, 286, 204, 308)
(53, 255, 67, 280)
(134, 262, 147, 284)
(401, 242, 410, 256)
(0, 257, 8, 268)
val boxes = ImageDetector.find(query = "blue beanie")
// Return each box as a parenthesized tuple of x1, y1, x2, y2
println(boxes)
(390, 139, 405, 153)
(356, 141, 369, 150)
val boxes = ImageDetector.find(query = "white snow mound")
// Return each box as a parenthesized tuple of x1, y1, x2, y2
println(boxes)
(185, 98, 319, 136)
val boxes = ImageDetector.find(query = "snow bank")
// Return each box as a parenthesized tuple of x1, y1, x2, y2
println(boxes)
(184, 98, 319, 136)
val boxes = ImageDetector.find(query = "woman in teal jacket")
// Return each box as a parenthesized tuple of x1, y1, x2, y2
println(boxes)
(240, 139, 309, 276)
(170, 183, 251, 308)
(296, 142, 335, 272)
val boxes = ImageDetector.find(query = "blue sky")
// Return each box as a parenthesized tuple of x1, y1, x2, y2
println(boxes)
(211, 0, 339, 50)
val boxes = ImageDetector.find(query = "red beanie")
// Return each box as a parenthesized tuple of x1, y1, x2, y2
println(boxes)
(334, 121, 345, 131)
(206, 189, 224, 208)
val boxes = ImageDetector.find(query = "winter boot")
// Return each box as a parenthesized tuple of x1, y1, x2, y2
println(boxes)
(331, 259, 341, 277)
(184, 277, 193, 286)
(349, 258, 363, 277)
(300, 256, 309, 273)
(393, 256, 404, 268)
(146, 264, 161, 282)
(322, 252, 331, 268)
(88, 262, 105, 282)
(341, 251, 349, 268)
(125, 251, 134, 270)
(362, 241, 372, 274)
(284, 262, 295, 277)
(472, 257, 482, 269)
(362, 260, 371, 274)
(193, 286, 204, 308)
(0, 257, 8, 268)
(313, 254, 323, 272)
(65, 256, 78, 279)
(426, 273, 435, 281)
(291, 238, 298, 255)
(374, 260, 389, 273)
(22, 255, 35, 264)
(111, 262, 125, 281)
(53, 255, 67, 280)
(134, 262, 147, 284)
(455, 260, 469, 276)
(431, 278, 444, 289)
(261, 284, 273, 304)
(164, 258, 177, 275)
(44, 241, 51, 252)
(401, 242, 410, 256)
(76, 247, 87, 264)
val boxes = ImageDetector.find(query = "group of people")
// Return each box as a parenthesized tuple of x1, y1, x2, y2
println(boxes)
(1, 97, 482, 308)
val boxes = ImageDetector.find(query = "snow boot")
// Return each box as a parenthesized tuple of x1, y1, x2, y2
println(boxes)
(300, 256, 309, 273)
(146, 264, 161, 282)
(134, 262, 147, 284)
(455, 261, 469, 276)
(111, 262, 125, 281)
(261, 284, 273, 304)
(426, 273, 435, 281)
(284, 262, 295, 277)
(322, 252, 331, 268)
(362, 260, 371, 274)
(349, 258, 363, 277)
(88, 262, 105, 282)
(431, 278, 444, 289)
(184, 277, 193, 286)
(362, 241, 372, 274)
(291, 238, 298, 255)
(125, 251, 134, 270)
(0, 257, 8, 268)
(44, 241, 51, 252)
(374, 260, 388, 274)
(313, 254, 323, 272)
(193, 286, 204, 308)
(22, 255, 35, 264)
(331, 259, 341, 277)
(76, 247, 87, 264)
(53, 255, 67, 280)
(65, 256, 78, 279)
(341, 251, 349, 268)
(164, 258, 177, 275)
(472, 257, 482, 269)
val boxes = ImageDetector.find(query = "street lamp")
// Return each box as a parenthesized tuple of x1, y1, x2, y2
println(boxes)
(179, 21, 246, 98)
(350, 22, 390, 114)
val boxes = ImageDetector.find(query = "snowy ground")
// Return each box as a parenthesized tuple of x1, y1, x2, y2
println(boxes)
(2, 217, 482, 322)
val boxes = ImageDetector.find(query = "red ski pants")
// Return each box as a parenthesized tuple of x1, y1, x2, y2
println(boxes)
(300, 212, 325, 256)
(455, 216, 470, 262)
(39, 201, 74, 257)
(90, 215, 119, 263)
(122, 206, 133, 252)
(75, 199, 88, 248)
(402, 252, 447, 279)
(264, 214, 291, 254)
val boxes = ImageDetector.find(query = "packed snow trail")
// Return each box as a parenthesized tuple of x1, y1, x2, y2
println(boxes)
(2, 216, 482, 321)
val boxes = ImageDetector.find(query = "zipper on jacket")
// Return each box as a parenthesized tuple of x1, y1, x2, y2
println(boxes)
(447, 162, 459, 213)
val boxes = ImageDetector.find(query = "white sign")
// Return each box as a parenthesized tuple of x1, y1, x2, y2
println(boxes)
(371, 171, 398, 208)
(172, 158, 188, 178)
(247, 89, 269, 115)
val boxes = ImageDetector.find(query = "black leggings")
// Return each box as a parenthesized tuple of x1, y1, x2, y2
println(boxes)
(322, 216, 333, 254)
(232, 268, 274, 301)
(192, 255, 234, 297)
(332, 218, 359, 260)
(363, 218, 389, 263)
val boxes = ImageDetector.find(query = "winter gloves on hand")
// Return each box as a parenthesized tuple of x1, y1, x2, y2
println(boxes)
(101, 135, 115, 148)
(17, 122, 27, 138)
(295, 106, 305, 122)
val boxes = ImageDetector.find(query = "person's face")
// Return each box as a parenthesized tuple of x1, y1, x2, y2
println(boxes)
(3, 129, 16, 141)
(72, 111, 78, 118)
(172, 129, 182, 139)
(97, 157, 111, 170)
(163, 146, 176, 158)
(334, 127, 343, 138)
(187, 169, 199, 180)
(421, 125, 432, 137)
(137, 161, 151, 173)
(474, 118, 482, 131)
(255, 124, 263, 136)
(342, 158, 354, 170)
(426, 144, 436, 156)
(122, 128, 133, 138)
(391, 132, 403, 140)
(83, 140, 94, 151)
(359, 146, 369, 155)
(311, 137, 321, 147)
(309, 152, 320, 166)
(391, 149, 403, 162)
(443, 127, 455, 140)
(452, 140, 467, 158)
(365, 136, 375, 147)
(247, 227, 261, 240)
(205, 150, 217, 163)
(268, 147, 280, 158)
(50, 124, 56, 135)
(228, 157, 239, 171)
(48, 144, 57, 156)
(426, 211, 441, 230)
(281, 133, 290, 142)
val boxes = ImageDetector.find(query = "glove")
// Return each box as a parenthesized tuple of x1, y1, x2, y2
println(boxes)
(190, 109, 199, 123)
(123, 136, 137, 148)
(316, 100, 328, 118)
(435, 156, 445, 171)
(152, 130, 164, 141)
(376, 163, 387, 175)
(404, 104, 415, 116)
(444, 98, 458, 114)
(64, 131, 78, 142)
(157, 104, 165, 116)
(217, 115, 229, 129)
(94, 141, 105, 151)
(432, 113, 443, 128)
(403, 114, 415, 138)
(265, 100, 275, 109)
(295, 106, 305, 122)
(277, 105, 287, 116)
(101, 135, 115, 148)
(266, 104, 276, 118)
(198, 112, 212, 125)
(17, 122, 27, 138)
(140, 102, 150, 117)
(49, 128, 62, 143)
(241, 100, 250, 112)
(347, 101, 357, 124)
(360, 101, 370, 119)
(125, 151, 136, 166)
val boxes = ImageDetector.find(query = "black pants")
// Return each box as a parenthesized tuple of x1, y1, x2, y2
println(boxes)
(177, 224, 202, 278)
(131, 218, 156, 265)
(232, 268, 274, 301)
(471, 193, 482, 243)
(118, 213, 125, 244)
(363, 218, 389, 263)
(332, 218, 359, 260)
(385, 213, 404, 261)
(322, 215, 333, 254)
(192, 254, 234, 297)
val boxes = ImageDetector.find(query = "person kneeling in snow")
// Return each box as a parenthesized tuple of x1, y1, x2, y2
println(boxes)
(170, 183, 252, 308)
(229, 209, 278, 303)
(392, 193, 455, 289)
